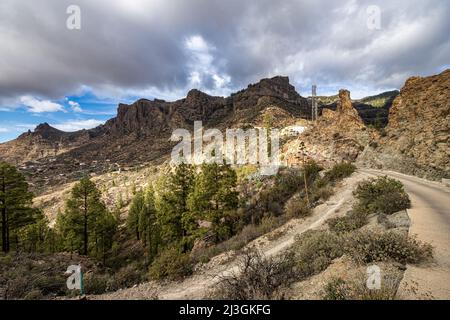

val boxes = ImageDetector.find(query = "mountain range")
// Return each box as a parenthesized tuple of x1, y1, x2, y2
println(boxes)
(0, 70, 448, 193)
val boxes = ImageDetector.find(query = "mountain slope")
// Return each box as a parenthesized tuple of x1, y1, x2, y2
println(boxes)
(359, 69, 450, 180)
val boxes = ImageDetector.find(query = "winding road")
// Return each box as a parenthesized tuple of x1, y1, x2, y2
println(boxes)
(361, 169, 450, 300)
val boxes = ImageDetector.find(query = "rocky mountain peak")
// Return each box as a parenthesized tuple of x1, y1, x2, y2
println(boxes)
(186, 89, 212, 101)
(35, 122, 52, 132)
(243, 76, 300, 100)
(18, 122, 64, 141)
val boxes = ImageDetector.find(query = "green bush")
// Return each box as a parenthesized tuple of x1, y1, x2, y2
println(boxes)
(327, 206, 369, 233)
(293, 230, 344, 278)
(353, 176, 411, 214)
(304, 160, 323, 182)
(323, 162, 356, 183)
(149, 247, 193, 281)
(345, 231, 433, 264)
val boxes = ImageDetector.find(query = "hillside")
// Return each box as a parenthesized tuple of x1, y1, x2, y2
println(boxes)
(359, 69, 450, 180)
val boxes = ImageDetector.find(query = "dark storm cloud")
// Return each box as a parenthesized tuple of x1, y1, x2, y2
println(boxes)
(0, 0, 449, 105)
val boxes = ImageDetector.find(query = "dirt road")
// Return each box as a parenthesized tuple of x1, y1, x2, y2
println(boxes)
(361, 169, 450, 300)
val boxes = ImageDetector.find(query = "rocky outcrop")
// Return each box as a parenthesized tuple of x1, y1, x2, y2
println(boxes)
(359, 69, 450, 180)
(319, 90, 398, 127)
(290, 89, 371, 166)
(335, 90, 366, 129)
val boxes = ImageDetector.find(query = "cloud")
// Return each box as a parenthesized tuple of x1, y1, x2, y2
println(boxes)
(0, 0, 449, 105)
(68, 100, 83, 112)
(184, 35, 232, 96)
(52, 119, 105, 132)
(0, 128, 8, 133)
(20, 96, 65, 113)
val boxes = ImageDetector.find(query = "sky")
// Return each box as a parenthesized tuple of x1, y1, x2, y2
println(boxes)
(0, 0, 449, 142)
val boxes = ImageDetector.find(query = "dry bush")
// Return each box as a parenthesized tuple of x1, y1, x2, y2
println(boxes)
(285, 194, 311, 218)
(214, 250, 296, 300)
(322, 274, 400, 300)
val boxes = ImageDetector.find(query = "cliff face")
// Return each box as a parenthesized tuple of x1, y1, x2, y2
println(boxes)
(359, 69, 450, 180)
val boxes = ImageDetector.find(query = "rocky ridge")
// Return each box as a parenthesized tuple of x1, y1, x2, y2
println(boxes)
(0, 76, 311, 192)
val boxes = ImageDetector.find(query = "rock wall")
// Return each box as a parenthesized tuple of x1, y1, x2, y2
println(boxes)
(358, 69, 450, 180)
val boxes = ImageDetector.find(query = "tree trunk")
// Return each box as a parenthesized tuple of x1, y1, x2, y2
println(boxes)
(83, 193, 88, 256)
(6, 223, 10, 252)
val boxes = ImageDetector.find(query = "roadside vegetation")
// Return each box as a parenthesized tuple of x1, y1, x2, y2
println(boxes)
(1, 157, 431, 300)
(214, 175, 433, 300)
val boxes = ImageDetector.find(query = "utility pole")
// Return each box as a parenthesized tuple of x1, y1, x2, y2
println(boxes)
(311, 85, 318, 122)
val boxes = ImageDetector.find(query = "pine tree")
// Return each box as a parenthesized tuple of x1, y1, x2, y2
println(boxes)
(94, 209, 117, 264)
(56, 177, 116, 256)
(19, 211, 48, 253)
(128, 190, 144, 240)
(128, 185, 160, 262)
(0, 162, 36, 253)
(140, 185, 159, 261)
(155, 163, 195, 250)
(188, 163, 239, 243)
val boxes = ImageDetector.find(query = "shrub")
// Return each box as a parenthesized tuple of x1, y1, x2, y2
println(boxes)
(327, 206, 369, 233)
(214, 250, 296, 300)
(304, 160, 323, 182)
(84, 274, 109, 295)
(148, 247, 193, 281)
(192, 216, 289, 264)
(353, 176, 411, 214)
(323, 162, 356, 183)
(345, 231, 433, 264)
(313, 185, 334, 201)
(24, 289, 44, 300)
(322, 276, 398, 300)
(108, 265, 144, 291)
(322, 278, 352, 300)
(285, 195, 311, 218)
(293, 230, 344, 278)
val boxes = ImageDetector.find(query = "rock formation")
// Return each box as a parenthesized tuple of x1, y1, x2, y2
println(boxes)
(289, 89, 371, 166)
(359, 69, 450, 180)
